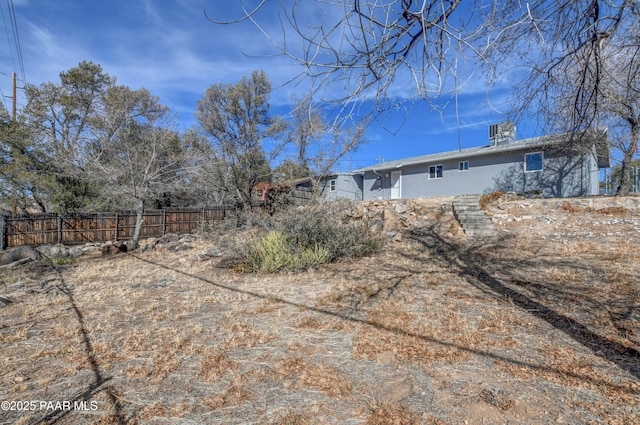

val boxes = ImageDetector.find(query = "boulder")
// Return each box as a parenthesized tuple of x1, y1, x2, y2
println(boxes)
(156, 233, 180, 245)
(0, 246, 41, 266)
(68, 247, 84, 258)
(393, 203, 407, 214)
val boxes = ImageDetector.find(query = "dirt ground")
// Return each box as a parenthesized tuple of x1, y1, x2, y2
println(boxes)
(1, 197, 639, 424)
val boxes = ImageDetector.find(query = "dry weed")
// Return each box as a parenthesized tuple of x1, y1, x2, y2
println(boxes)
(562, 201, 582, 213)
(274, 356, 353, 397)
(198, 351, 236, 383)
(364, 402, 426, 425)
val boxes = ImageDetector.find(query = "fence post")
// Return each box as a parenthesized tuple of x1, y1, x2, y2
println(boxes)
(115, 213, 119, 241)
(162, 209, 167, 236)
(57, 214, 62, 245)
(0, 216, 5, 251)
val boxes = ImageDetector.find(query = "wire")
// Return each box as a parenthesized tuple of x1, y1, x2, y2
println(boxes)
(0, 1, 17, 76)
(7, 0, 26, 85)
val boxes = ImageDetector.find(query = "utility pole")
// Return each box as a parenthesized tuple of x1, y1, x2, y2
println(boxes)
(12, 72, 16, 121)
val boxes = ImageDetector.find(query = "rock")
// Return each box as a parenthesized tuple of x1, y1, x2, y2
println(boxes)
(382, 208, 395, 221)
(168, 244, 193, 253)
(156, 233, 180, 245)
(394, 203, 407, 214)
(142, 242, 156, 252)
(144, 278, 172, 289)
(382, 219, 398, 232)
(369, 221, 382, 233)
(81, 245, 102, 256)
(47, 244, 69, 258)
(201, 248, 222, 258)
(101, 242, 127, 256)
(68, 247, 84, 258)
(351, 205, 365, 219)
(414, 204, 428, 215)
(0, 296, 14, 306)
(0, 246, 41, 266)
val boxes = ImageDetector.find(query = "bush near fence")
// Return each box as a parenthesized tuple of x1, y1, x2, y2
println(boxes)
(0, 206, 249, 250)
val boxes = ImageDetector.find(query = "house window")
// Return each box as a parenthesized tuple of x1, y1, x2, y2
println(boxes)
(330, 179, 336, 191)
(429, 165, 443, 179)
(458, 161, 469, 171)
(525, 152, 543, 172)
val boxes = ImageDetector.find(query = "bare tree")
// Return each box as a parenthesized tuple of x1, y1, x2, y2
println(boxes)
(181, 128, 229, 206)
(209, 1, 482, 108)
(210, 1, 637, 132)
(287, 95, 367, 198)
(495, 1, 638, 133)
(88, 86, 190, 248)
(599, 33, 640, 195)
(196, 70, 287, 208)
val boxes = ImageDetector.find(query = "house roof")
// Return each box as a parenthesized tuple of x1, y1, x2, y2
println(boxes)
(254, 177, 314, 191)
(354, 129, 610, 172)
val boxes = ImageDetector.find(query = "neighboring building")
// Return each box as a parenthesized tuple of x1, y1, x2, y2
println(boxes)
(254, 174, 364, 205)
(354, 124, 611, 200)
(318, 173, 364, 202)
(253, 177, 314, 205)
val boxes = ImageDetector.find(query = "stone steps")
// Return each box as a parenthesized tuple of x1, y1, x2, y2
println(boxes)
(452, 195, 498, 238)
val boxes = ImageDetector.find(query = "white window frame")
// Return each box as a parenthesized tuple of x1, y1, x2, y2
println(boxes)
(458, 161, 469, 172)
(524, 152, 543, 172)
(329, 179, 336, 191)
(428, 165, 443, 180)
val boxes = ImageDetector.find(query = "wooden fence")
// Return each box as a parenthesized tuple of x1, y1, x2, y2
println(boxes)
(0, 206, 245, 250)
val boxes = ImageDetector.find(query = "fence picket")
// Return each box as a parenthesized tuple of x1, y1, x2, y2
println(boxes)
(0, 206, 240, 249)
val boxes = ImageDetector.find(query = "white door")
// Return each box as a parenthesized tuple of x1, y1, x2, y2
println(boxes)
(390, 170, 401, 199)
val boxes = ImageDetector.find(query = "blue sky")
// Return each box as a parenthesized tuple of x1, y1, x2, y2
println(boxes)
(0, 0, 538, 171)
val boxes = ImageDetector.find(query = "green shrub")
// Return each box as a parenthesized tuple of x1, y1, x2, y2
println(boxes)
(245, 231, 332, 273)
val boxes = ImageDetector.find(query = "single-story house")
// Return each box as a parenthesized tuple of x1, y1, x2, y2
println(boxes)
(318, 173, 364, 202)
(353, 124, 610, 200)
(255, 174, 364, 204)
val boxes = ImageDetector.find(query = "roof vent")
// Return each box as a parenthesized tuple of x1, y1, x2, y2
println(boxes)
(489, 122, 516, 146)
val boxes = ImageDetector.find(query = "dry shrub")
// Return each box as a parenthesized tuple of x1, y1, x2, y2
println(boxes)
(274, 202, 383, 262)
(595, 206, 628, 215)
(231, 201, 382, 272)
(561, 201, 582, 213)
(479, 191, 504, 209)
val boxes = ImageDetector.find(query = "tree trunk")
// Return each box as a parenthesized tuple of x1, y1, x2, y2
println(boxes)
(616, 124, 639, 196)
(130, 198, 145, 250)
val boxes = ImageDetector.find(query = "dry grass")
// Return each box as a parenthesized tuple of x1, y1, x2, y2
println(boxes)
(1, 197, 639, 424)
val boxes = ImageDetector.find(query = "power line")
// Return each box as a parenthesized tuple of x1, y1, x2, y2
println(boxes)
(0, 1, 17, 76)
(7, 0, 26, 85)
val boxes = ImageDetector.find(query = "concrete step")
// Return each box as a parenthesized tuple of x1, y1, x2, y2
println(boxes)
(452, 195, 497, 239)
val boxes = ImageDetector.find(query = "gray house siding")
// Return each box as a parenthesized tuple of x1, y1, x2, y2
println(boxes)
(320, 174, 363, 201)
(362, 148, 602, 200)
